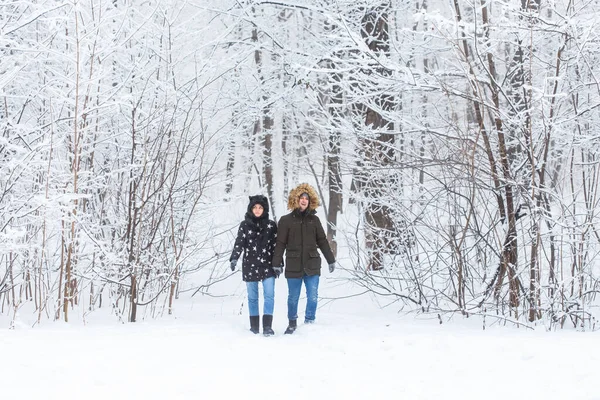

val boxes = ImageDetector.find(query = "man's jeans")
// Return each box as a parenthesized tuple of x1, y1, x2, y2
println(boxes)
(246, 276, 275, 316)
(286, 274, 320, 322)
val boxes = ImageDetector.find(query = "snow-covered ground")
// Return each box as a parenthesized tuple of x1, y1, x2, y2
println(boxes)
(1, 273, 598, 400)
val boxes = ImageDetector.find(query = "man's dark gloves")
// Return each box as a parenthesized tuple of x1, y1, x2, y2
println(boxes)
(273, 265, 283, 278)
(328, 262, 336, 273)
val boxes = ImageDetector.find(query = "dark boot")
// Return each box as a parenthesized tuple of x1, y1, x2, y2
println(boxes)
(284, 319, 297, 334)
(249, 316, 260, 334)
(263, 315, 275, 336)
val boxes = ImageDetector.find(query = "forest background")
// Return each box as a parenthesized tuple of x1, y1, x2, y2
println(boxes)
(1, 0, 600, 332)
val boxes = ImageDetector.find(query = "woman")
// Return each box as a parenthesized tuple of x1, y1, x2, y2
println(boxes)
(230, 195, 281, 336)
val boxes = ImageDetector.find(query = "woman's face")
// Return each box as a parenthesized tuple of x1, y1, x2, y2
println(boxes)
(252, 204, 264, 217)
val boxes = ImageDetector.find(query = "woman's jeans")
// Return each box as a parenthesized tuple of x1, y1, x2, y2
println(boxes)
(246, 276, 275, 316)
(286, 274, 320, 322)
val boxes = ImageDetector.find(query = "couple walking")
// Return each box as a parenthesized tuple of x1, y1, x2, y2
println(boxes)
(229, 183, 336, 336)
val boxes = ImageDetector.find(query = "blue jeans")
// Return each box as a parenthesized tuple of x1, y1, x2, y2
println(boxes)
(287, 274, 320, 322)
(246, 277, 275, 316)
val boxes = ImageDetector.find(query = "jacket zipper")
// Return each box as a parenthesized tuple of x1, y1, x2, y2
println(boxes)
(300, 214, 305, 273)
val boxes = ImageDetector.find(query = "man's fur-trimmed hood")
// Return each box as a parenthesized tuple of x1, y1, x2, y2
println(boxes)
(287, 183, 320, 211)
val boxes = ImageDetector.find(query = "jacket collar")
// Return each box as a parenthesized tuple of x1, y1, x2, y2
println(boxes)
(292, 208, 316, 217)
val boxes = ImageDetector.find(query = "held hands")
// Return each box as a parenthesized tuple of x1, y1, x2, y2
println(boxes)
(273, 265, 283, 278)
(230, 259, 238, 271)
(328, 262, 336, 273)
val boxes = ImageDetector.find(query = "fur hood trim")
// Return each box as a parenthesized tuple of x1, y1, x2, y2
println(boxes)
(287, 183, 320, 211)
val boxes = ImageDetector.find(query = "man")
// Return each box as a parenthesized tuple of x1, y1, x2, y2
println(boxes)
(272, 183, 336, 334)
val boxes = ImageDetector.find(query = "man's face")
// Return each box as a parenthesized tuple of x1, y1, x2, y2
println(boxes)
(298, 195, 309, 211)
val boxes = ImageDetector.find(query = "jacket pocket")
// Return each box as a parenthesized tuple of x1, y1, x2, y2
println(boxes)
(308, 250, 321, 271)
(286, 250, 301, 272)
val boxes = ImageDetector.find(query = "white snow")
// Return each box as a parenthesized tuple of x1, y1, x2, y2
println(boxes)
(1, 275, 598, 400)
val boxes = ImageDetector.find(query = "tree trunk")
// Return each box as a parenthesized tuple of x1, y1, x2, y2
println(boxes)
(325, 55, 344, 257)
(225, 134, 235, 195)
(327, 130, 342, 258)
(252, 23, 276, 214)
(361, 3, 395, 271)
